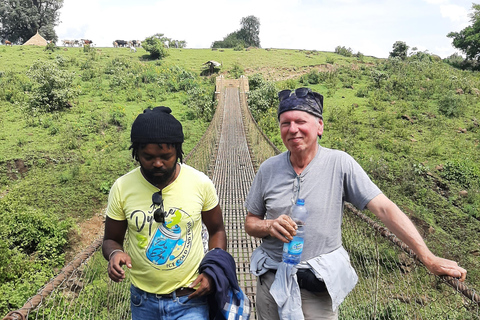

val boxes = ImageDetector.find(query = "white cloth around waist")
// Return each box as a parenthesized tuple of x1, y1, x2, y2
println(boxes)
(250, 245, 358, 313)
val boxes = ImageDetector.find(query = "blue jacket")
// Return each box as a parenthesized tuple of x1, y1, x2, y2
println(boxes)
(199, 248, 251, 320)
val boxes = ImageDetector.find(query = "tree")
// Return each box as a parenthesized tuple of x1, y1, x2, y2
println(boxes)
(211, 15, 260, 48)
(238, 15, 260, 48)
(447, 3, 480, 61)
(0, 0, 63, 44)
(211, 31, 245, 49)
(389, 41, 409, 60)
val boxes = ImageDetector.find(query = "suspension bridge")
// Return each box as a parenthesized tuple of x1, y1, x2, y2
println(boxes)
(3, 76, 479, 319)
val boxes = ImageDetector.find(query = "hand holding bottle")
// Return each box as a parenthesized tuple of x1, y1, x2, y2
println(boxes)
(283, 199, 309, 265)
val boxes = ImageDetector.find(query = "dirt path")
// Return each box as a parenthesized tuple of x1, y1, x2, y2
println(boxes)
(65, 211, 105, 262)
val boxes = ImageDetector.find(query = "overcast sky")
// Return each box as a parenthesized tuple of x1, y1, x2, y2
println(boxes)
(55, 0, 473, 59)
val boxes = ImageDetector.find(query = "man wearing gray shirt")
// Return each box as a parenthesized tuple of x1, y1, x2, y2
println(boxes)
(244, 88, 467, 320)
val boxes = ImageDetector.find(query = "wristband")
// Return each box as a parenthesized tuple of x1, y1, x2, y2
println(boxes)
(108, 249, 123, 261)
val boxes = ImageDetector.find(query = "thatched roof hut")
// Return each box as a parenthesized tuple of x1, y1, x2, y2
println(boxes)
(23, 31, 47, 46)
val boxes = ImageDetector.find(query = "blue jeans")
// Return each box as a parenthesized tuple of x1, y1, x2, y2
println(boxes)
(130, 285, 209, 320)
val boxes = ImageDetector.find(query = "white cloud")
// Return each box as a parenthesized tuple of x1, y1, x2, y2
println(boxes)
(440, 4, 469, 23)
(423, 0, 449, 4)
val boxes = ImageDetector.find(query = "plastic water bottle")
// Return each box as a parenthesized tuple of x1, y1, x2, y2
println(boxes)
(282, 198, 308, 265)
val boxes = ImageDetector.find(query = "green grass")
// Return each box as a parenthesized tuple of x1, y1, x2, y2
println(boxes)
(0, 44, 479, 315)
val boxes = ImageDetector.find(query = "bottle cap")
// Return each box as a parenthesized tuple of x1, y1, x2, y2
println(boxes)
(296, 198, 305, 205)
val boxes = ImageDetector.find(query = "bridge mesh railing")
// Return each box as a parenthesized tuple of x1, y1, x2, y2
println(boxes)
(3, 77, 479, 320)
(238, 76, 281, 171)
(341, 204, 479, 319)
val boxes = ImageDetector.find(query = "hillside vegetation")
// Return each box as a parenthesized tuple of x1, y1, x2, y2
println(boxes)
(0, 45, 479, 315)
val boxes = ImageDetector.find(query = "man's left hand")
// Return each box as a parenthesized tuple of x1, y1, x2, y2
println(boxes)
(187, 273, 214, 299)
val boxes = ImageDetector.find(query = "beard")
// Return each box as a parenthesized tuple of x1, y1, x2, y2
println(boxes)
(141, 163, 177, 188)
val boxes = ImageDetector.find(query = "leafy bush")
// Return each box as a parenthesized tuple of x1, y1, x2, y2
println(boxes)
(440, 159, 479, 189)
(326, 56, 335, 64)
(185, 86, 215, 121)
(371, 69, 389, 88)
(81, 68, 97, 81)
(438, 93, 464, 117)
(248, 73, 266, 90)
(299, 70, 330, 85)
(142, 35, 169, 60)
(24, 60, 79, 114)
(229, 63, 244, 78)
(335, 45, 353, 57)
(44, 41, 58, 52)
(83, 44, 91, 53)
(247, 80, 277, 118)
(389, 41, 409, 59)
(355, 86, 369, 97)
(234, 44, 244, 51)
(355, 51, 365, 62)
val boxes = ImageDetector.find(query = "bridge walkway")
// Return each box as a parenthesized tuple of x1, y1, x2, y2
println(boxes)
(210, 80, 261, 318)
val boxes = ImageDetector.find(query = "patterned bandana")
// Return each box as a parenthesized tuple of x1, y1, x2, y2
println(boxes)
(277, 87, 324, 120)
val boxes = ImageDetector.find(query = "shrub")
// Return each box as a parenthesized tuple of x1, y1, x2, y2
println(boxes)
(355, 51, 365, 62)
(44, 41, 58, 52)
(83, 44, 91, 53)
(326, 56, 335, 64)
(248, 73, 266, 90)
(371, 69, 388, 88)
(81, 68, 96, 81)
(142, 36, 169, 60)
(438, 93, 464, 117)
(389, 41, 409, 60)
(440, 159, 479, 189)
(355, 86, 369, 97)
(229, 63, 244, 78)
(335, 46, 353, 57)
(234, 44, 244, 51)
(24, 60, 79, 114)
(247, 80, 277, 118)
(185, 86, 215, 121)
(55, 55, 69, 67)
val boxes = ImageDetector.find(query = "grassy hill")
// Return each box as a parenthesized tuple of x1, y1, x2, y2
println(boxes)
(0, 44, 479, 314)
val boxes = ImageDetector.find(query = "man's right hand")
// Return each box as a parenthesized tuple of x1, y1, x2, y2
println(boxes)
(266, 214, 298, 243)
(108, 251, 132, 282)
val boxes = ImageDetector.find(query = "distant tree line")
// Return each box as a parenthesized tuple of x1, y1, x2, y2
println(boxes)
(0, 0, 63, 44)
(334, 46, 364, 60)
(211, 15, 260, 49)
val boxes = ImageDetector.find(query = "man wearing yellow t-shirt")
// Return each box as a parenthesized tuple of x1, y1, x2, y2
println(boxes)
(102, 106, 227, 320)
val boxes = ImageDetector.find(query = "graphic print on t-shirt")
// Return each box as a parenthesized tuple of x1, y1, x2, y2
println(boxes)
(145, 207, 194, 270)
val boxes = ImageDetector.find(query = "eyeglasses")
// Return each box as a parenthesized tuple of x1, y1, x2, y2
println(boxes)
(278, 87, 312, 102)
(152, 192, 166, 223)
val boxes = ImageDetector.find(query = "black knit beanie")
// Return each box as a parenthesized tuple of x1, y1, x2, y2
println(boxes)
(131, 107, 184, 144)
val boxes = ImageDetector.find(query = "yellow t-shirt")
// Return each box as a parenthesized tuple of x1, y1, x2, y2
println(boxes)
(106, 164, 218, 294)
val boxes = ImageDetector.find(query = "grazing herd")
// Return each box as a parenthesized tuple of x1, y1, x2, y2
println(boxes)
(61, 39, 94, 47)
(112, 40, 142, 48)
(2, 38, 142, 49)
